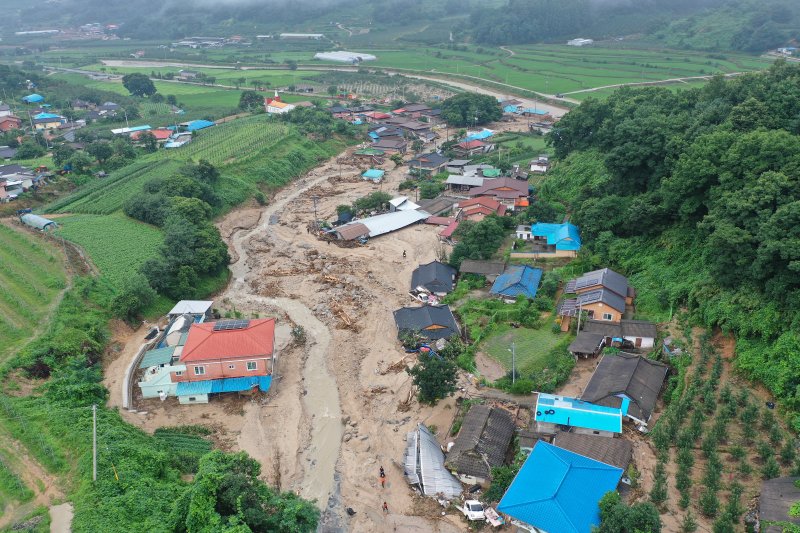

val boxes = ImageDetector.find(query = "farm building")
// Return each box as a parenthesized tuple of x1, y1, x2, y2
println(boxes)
(314, 51, 376, 62)
(265, 94, 295, 114)
(530, 155, 550, 174)
(567, 332, 606, 358)
(417, 196, 459, 217)
(580, 352, 669, 427)
(498, 441, 623, 533)
(334, 222, 370, 241)
(20, 213, 57, 231)
(404, 424, 462, 499)
(445, 174, 484, 194)
(444, 404, 516, 485)
(337, 210, 430, 239)
(393, 305, 459, 340)
(408, 152, 450, 177)
(533, 392, 623, 437)
(490, 265, 542, 301)
(111, 125, 152, 136)
(411, 261, 457, 296)
(455, 197, 508, 222)
(468, 177, 530, 210)
(388, 196, 420, 212)
(185, 120, 215, 132)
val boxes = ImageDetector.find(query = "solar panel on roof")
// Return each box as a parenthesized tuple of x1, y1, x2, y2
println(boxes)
(212, 319, 250, 331)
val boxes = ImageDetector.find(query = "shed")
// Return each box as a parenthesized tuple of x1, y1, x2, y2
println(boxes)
(335, 222, 370, 241)
(568, 332, 606, 358)
(445, 404, 516, 485)
(139, 346, 177, 369)
(362, 169, 385, 182)
(759, 477, 800, 533)
(342, 210, 430, 239)
(490, 265, 542, 300)
(498, 441, 623, 533)
(552, 432, 633, 470)
(168, 300, 213, 319)
(20, 213, 57, 231)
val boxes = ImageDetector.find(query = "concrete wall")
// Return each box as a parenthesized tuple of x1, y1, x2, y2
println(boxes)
(510, 250, 578, 259)
(623, 335, 655, 349)
(178, 393, 209, 404)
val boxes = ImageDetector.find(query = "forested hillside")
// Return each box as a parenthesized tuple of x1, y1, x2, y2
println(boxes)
(541, 60, 800, 429)
(469, 0, 799, 52)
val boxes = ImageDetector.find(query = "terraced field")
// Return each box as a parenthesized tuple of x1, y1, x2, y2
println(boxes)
(0, 223, 67, 362)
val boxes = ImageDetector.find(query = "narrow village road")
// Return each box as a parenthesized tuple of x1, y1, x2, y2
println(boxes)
(222, 170, 345, 508)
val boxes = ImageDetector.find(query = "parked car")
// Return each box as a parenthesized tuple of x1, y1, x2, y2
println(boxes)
(460, 500, 486, 521)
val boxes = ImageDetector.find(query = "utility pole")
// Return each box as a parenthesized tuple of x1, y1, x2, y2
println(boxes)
(311, 195, 319, 229)
(511, 342, 516, 385)
(92, 404, 97, 482)
(575, 300, 583, 333)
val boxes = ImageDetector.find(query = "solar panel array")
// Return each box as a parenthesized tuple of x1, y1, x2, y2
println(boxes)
(212, 319, 251, 331)
(575, 273, 602, 290)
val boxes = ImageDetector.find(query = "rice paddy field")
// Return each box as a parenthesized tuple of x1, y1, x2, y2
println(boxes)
(0, 223, 67, 362)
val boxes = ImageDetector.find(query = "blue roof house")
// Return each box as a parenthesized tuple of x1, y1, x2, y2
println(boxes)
(534, 392, 624, 437)
(186, 119, 215, 132)
(490, 265, 542, 302)
(517, 222, 581, 256)
(498, 441, 623, 533)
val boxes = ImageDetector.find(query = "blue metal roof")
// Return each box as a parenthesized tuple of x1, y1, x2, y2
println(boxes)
(463, 129, 494, 142)
(186, 119, 215, 131)
(534, 393, 623, 433)
(530, 222, 582, 251)
(498, 441, 623, 533)
(522, 108, 549, 115)
(503, 105, 520, 113)
(362, 169, 385, 180)
(176, 376, 272, 396)
(490, 265, 542, 299)
(23, 94, 44, 103)
(34, 112, 61, 120)
(139, 346, 176, 368)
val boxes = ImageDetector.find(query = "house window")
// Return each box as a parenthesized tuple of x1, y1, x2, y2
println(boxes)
(593, 431, 600, 435)
(175, 371, 183, 377)
(228, 364, 235, 369)
(247, 361, 257, 371)
(602, 313, 613, 321)
(194, 366, 205, 376)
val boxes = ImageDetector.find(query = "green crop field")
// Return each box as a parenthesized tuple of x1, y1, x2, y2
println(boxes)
(0, 224, 67, 362)
(481, 325, 567, 375)
(54, 213, 163, 287)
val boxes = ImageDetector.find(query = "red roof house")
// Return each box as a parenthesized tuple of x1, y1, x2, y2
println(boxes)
(468, 177, 529, 209)
(131, 128, 172, 141)
(173, 318, 276, 383)
(456, 197, 508, 221)
(0, 116, 22, 133)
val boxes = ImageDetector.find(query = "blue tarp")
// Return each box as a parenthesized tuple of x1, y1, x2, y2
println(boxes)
(498, 441, 623, 533)
(33, 112, 61, 120)
(522, 108, 549, 115)
(503, 105, 519, 113)
(534, 392, 623, 433)
(490, 265, 542, 299)
(463, 129, 494, 142)
(22, 94, 44, 103)
(176, 376, 272, 396)
(186, 119, 215, 131)
(362, 169, 385, 181)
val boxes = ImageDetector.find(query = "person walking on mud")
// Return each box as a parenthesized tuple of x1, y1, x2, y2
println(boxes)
(380, 466, 386, 488)
(382, 501, 389, 514)
(402, 250, 406, 258)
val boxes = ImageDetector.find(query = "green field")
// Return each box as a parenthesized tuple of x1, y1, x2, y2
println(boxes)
(54, 213, 163, 287)
(481, 325, 568, 375)
(0, 224, 67, 362)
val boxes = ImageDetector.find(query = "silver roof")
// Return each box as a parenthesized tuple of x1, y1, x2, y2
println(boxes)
(404, 424, 462, 499)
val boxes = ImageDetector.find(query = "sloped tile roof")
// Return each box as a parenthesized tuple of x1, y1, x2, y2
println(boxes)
(180, 318, 275, 363)
(445, 405, 515, 480)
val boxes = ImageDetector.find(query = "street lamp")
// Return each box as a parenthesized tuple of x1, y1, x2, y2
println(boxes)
(311, 195, 319, 230)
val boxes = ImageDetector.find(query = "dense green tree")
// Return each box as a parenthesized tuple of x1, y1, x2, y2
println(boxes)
(67, 152, 94, 173)
(86, 141, 114, 163)
(440, 93, 502, 127)
(52, 145, 76, 167)
(406, 352, 458, 405)
(137, 131, 158, 153)
(598, 491, 662, 533)
(122, 73, 156, 97)
(13, 140, 46, 160)
(238, 90, 263, 111)
(110, 273, 156, 322)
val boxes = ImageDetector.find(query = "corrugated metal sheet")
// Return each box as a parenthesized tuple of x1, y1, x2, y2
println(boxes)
(176, 376, 272, 396)
(341, 210, 430, 239)
(139, 346, 176, 368)
(404, 424, 461, 499)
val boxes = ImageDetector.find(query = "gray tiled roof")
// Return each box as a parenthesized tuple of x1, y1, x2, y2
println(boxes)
(393, 305, 459, 340)
(445, 405, 516, 480)
(552, 432, 632, 470)
(411, 261, 456, 294)
(581, 352, 669, 421)
(568, 332, 605, 354)
(582, 319, 657, 339)
(571, 268, 629, 298)
(760, 477, 800, 533)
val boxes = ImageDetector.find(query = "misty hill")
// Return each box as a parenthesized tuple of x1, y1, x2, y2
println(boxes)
(469, 0, 800, 52)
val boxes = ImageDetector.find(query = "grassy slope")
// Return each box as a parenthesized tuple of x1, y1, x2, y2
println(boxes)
(482, 325, 567, 374)
(0, 224, 66, 363)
